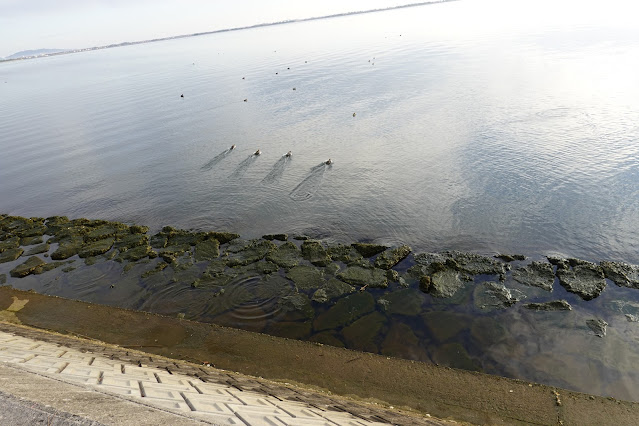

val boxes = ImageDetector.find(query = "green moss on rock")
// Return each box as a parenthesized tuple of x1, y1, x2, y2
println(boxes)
(0, 236, 20, 252)
(374, 245, 411, 270)
(337, 266, 388, 289)
(0, 247, 24, 263)
(312, 278, 355, 303)
(351, 243, 388, 258)
(313, 292, 375, 331)
(194, 239, 220, 261)
(10, 256, 46, 277)
(301, 241, 331, 266)
(79, 238, 115, 258)
(286, 265, 325, 291)
(342, 311, 387, 352)
(266, 242, 302, 269)
(51, 236, 84, 260)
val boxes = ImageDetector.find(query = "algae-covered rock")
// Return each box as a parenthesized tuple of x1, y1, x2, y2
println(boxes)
(0, 247, 24, 263)
(141, 262, 169, 278)
(10, 256, 46, 277)
(129, 225, 149, 234)
(208, 231, 240, 244)
(473, 282, 523, 311)
(51, 236, 84, 260)
(600, 261, 639, 289)
(313, 292, 375, 331)
(287, 265, 324, 291)
(278, 293, 315, 320)
(167, 230, 207, 247)
(447, 250, 509, 279)
(312, 278, 355, 303)
(301, 240, 331, 266)
(586, 318, 608, 337)
(512, 261, 555, 291)
(374, 245, 411, 270)
(337, 266, 388, 289)
(351, 243, 388, 258)
(0, 237, 20, 252)
(202, 259, 227, 278)
(381, 322, 422, 359)
(327, 244, 364, 263)
(117, 245, 152, 262)
(194, 239, 220, 261)
(79, 238, 115, 258)
(380, 288, 424, 316)
(262, 233, 288, 241)
(342, 312, 387, 353)
(20, 235, 44, 246)
(150, 233, 168, 249)
(85, 224, 129, 242)
(557, 260, 606, 300)
(523, 300, 572, 311)
(43, 216, 70, 234)
(225, 239, 276, 267)
(266, 242, 302, 269)
(0, 216, 42, 236)
(429, 270, 464, 298)
(115, 233, 148, 250)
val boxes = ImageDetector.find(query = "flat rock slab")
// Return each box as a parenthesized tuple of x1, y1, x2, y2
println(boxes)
(374, 245, 411, 270)
(338, 266, 388, 289)
(601, 261, 639, 289)
(10, 256, 46, 278)
(523, 300, 572, 311)
(512, 261, 555, 291)
(557, 262, 606, 300)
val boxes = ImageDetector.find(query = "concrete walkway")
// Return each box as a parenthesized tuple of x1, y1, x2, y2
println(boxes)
(0, 328, 445, 425)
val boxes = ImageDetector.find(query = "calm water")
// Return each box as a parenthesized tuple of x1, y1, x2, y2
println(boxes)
(2, 0, 639, 400)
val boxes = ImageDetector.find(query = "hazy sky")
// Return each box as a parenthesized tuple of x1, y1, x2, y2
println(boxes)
(0, 0, 411, 57)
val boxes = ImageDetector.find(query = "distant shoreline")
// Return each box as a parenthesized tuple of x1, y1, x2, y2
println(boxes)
(1, 0, 457, 63)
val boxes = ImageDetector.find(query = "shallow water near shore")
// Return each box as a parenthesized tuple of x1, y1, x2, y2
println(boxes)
(2, 0, 639, 403)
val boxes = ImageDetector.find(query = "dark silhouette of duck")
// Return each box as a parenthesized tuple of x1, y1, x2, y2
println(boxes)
(285, 151, 292, 157)
(254, 149, 261, 156)
(180, 94, 184, 98)
(325, 159, 333, 165)
(230, 145, 236, 150)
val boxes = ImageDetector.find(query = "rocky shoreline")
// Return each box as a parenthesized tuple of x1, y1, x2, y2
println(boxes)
(2, 214, 639, 353)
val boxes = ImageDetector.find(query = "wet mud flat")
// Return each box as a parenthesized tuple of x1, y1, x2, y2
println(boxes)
(2, 214, 639, 402)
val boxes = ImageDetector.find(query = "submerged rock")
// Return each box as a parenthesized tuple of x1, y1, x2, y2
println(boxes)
(557, 260, 606, 300)
(301, 240, 331, 266)
(327, 244, 363, 263)
(374, 245, 411, 270)
(266, 242, 302, 269)
(523, 300, 572, 311)
(381, 322, 422, 359)
(311, 278, 355, 303)
(447, 251, 509, 279)
(79, 238, 115, 258)
(432, 342, 481, 372)
(428, 270, 464, 298)
(351, 243, 388, 258)
(20, 235, 44, 246)
(116, 245, 152, 262)
(342, 312, 387, 353)
(225, 239, 275, 267)
(208, 231, 240, 244)
(114, 234, 148, 251)
(309, 331, 345, 348)
(586, 318, 608, 337)
(337, 266, 388, 289)
(473, 281, 523, 310)
(194, 239, 220, 261)
(0, 247, 24, 263)
(85, 224, 129, 242)
(600, 261, 639, 289)
(51, 236, 84, 260)
(512, 261, 555, 292)
(10, 256, 46, 277)
(278, 293, 314, 320)
(313, 292, 375, 331)
(267, 321, 312, 340)
(380, 289, 424, 316)
(286, 265, 324, 290)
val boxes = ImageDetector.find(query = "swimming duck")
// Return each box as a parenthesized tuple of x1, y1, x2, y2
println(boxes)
(254, 149, 261, 156)
(325, 159, 333, 165)
(230, 145, 236, 150)
(285, 151, 292, 157)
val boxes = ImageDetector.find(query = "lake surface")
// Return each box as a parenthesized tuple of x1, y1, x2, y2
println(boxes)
(2, 0, 639, 401)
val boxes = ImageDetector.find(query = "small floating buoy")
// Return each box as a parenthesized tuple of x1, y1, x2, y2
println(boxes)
(254, 149, 261, 155)
(353, 112, 356, 117)
(285, 151, 292, 157)
(230, 145, 236, 150)
(325, 159, 333, 165)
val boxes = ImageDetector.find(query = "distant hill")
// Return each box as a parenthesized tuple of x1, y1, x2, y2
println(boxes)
(4, 49, 68, 60)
